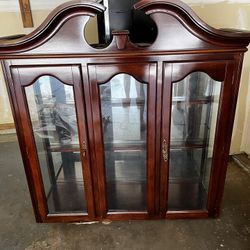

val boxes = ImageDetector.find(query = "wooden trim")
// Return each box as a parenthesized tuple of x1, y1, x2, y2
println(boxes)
(72, 65, 96, 218)
(82, 63, 100, 219)
(10, 66, 47, 222)
(88, 64, 108, 217)
(208, 57, 244, 217)
(154, 61, 163, 216)
(18, 0, 33, 28)
(172, 61, 227, 83)
(0, 1, 250, 56)
(12, 65, 77, 87)
(89, 62, 157, 217)
(45, 214, 96, 223)
(159, 63, 172, 215)
(147, 63, 157, 216)
(106, 212, 151, 221)
(0, 123, 15, 130)
(166, 210, 209, 219)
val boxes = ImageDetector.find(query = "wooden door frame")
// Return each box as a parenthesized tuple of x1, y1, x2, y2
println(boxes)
(160, 60, 238, 219)
(9, 64, 96, 222)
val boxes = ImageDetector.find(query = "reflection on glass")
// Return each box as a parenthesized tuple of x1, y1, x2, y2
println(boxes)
(25, 76, 87, 214)
(100, 74, 147, 211)
(168, 72, 221, 210)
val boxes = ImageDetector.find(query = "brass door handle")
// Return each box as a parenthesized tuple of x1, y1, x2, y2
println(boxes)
(82, 141, 87, 157)
(162, 139, 168, 162)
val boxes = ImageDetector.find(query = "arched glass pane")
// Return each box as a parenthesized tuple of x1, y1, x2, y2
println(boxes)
(99, 74, 147, 212)
(25, 76, 87, 214)
(169, 72, 222, 210)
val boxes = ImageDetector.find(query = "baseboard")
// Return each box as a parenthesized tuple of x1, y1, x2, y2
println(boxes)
(232, 153, 250, 175)
(0, 123, 15, 130)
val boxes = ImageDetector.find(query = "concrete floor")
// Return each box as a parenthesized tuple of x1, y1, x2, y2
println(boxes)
(0, 135, 250, 250)
(232, 153, 250, 175)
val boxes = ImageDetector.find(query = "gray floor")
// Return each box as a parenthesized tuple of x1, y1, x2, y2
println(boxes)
(232, 153, 250, 175)
(0, 135, 250, 250)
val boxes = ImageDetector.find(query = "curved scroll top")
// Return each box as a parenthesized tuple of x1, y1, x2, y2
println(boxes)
(0, 0, 250, 55)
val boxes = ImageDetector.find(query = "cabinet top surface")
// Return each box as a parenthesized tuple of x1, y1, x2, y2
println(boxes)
(0, 0, 250, 58)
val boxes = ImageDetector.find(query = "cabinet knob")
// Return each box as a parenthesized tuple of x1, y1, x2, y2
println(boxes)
(82, 141, 87, 157)
(162, 139, 168, 162)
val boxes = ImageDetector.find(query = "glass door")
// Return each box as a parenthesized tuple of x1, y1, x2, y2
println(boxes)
(89, 63, 156, 217)
(161, 63, 226, 215)
(168, 71, 222, 210)
(11, 66, 94, 220)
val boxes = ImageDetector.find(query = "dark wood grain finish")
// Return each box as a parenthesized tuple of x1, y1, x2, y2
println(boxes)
(9, 65, 96, 222)
(88, 63, 157, 217)
(0, 0, 249, 222)
(159, 63, 172, 216)
(0, 0, 249, 56)
(11, 66, 77, 86)
(166, 210, 208, 219)
(95, 63, 151, 84)
(11, 67, 49, 222)
(134, 0, 250, 46)
(207, 59, 243, 217)
(71, 65, 96, 219)
(172, 62, 226, 83)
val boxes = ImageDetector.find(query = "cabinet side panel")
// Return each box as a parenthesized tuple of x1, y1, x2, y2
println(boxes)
(1, 61, 43, 222)
(207, 56, 244, 217)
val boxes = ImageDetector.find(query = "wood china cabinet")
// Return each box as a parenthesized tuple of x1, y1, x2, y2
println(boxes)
(1, 0, 250, 223)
